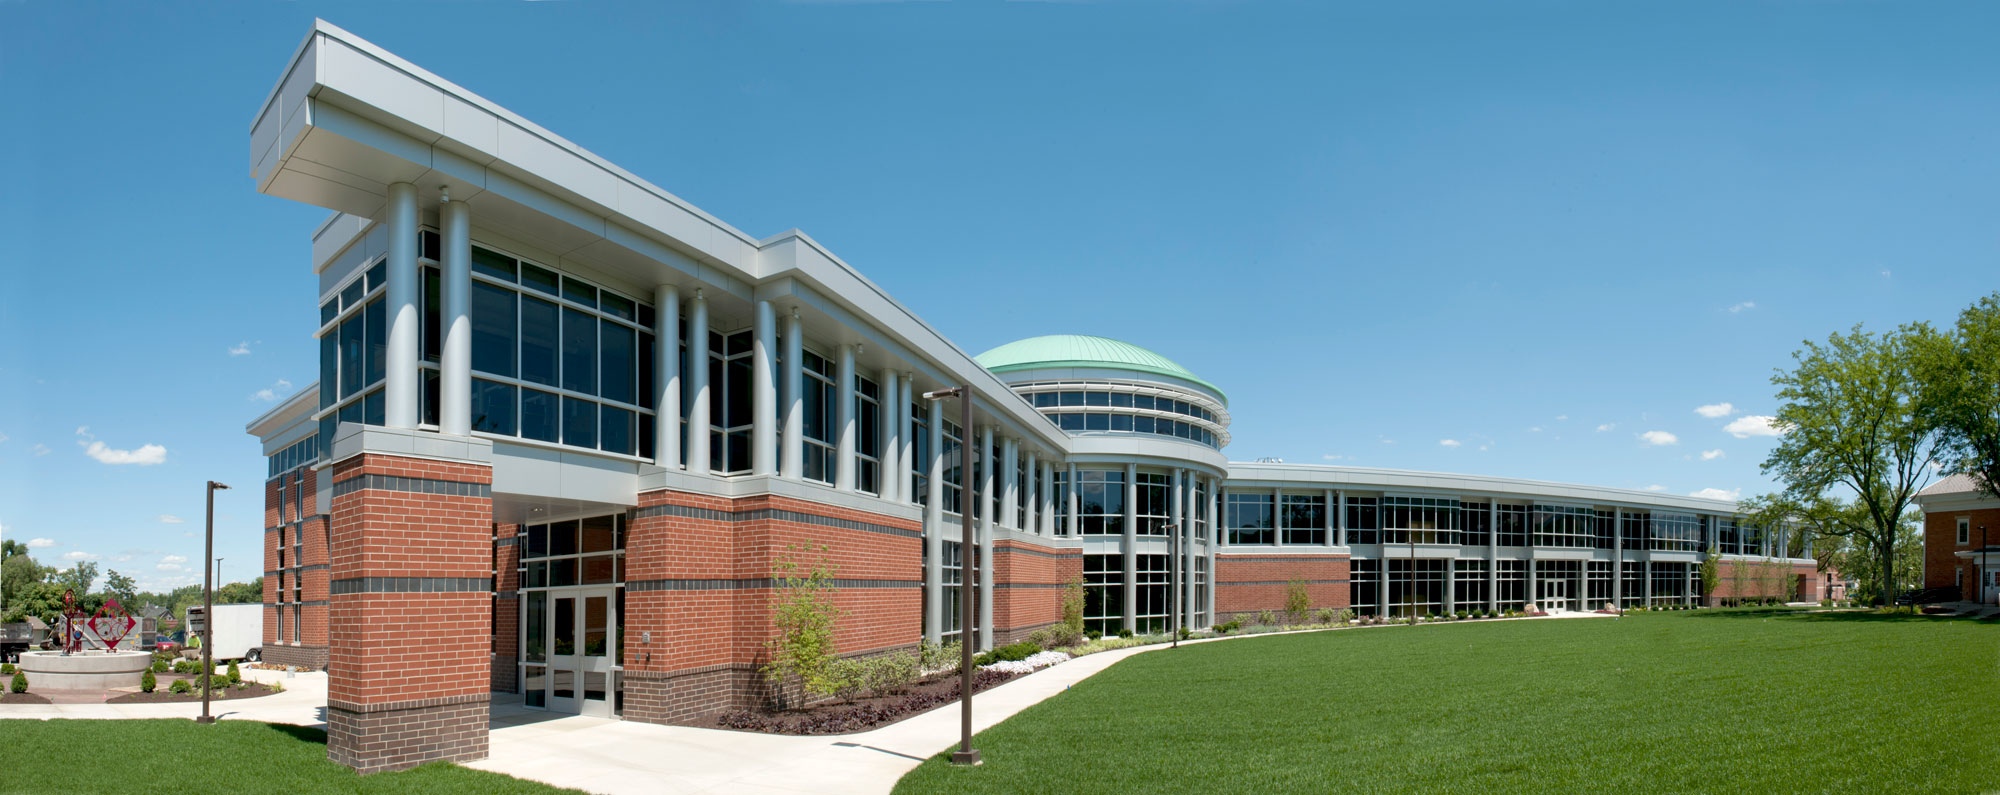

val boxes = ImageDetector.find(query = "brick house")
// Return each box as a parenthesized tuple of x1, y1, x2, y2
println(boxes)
(1915, 474, 2000, 605)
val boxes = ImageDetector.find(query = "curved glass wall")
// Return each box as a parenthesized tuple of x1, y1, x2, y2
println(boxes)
(1007, 381, 1227, 450)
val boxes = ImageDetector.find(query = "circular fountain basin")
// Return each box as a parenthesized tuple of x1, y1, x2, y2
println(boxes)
(16, 650, 153, 690)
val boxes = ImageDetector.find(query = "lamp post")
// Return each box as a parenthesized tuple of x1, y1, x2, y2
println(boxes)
(1168, 522, 1181, 649)
(197, 480, 229, 725)
(925, 386, 979, 767)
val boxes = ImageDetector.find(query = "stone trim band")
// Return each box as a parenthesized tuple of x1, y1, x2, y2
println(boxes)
(331, 576, 492, 595)
(626, 577, 921, 592)
(332, 473, 492, 499)
(328, 692, 491, 715)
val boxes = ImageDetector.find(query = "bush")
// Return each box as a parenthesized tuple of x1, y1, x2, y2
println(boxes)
(1116, 628, 1133, 640)
(141, 670, 157, 693)
(0, 662, 13, 675)
(1256, 610, 1277, 626)
(1212, 620, 1241, 635)
(861, 651, 919, 694)
(1085, 629, 1103, 641)
(824, 657, 867, 703)
(1026, 628, 1053, 650)
(762, 545, 844, 706)
(226, 660, 241, 685)
(10, 672, 26, 694)
(1285, 578, 1312, 623)
(918, 639, 962, 673)
(169, 678, 191, 695)
(172, 660, 192, 675)
(151, 660, 168, 673)
(1454, 610, 1467, 620)
(973, 641, 1041, 668)
(1313, 607, 1336, 625)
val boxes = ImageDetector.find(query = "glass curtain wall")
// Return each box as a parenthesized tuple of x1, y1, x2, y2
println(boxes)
(1280, 494, 1326, 545)
(1344, 498, 1379, 545)
(1225, 492, 1274, 545)
(1083, 554, 1124, 634)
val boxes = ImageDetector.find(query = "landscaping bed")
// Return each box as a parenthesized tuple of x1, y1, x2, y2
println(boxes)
(0, 692, 52, 705)
(713, 667, 1019, 735)
(107, 675, 281, 704)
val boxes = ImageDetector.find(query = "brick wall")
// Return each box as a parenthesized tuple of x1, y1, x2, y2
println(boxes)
(1215, 554, 1350, 623)
(325, 453, 493, 774)
(992, 537, 1080, 644)
(1710, 558, 1820, 603)
(618, 488, 921, 725)
(260, 467, 332, 669)
(492, 522, 519, 693)
(1925, 505, 2000, 600)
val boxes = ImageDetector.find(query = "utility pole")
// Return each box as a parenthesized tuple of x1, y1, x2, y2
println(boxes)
(925, 386, 980, 767)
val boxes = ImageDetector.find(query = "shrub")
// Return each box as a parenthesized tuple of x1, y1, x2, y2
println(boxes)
(1048, 623, 1084, 648)
(172, 660, 192, 675)
(862, 651, 919, 694)
(170, 678, 191, 695)
(1338, 609, 1355, 625)
(824, 657, 867, 703)
(1212, 619, 1240, 635)
(1116, 628, 1134, 640)
(141, 670, 157, 693)
(226, 660, 241, 685)
(1085, 629, 1103, 641)
(1285, 577, 1312, 624)
(1454, 610, 1467, 620)
(1176, 625, 1192, 640)
(762, 545, 844, 706)
(1256, 610, 1277, 627)
(0, 663, 12, 675)
(1061, 576, 1086, 636)
(1313, 607, 1335, 625)
(1026, 628, 1052, 650)
(151, 660, 168, 673)
(918, 639, 962, 673)
(10, 672, 26, 694)
(973, 641, 1040, 668)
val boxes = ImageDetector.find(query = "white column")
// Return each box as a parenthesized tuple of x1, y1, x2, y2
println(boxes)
(1122, 462, 1138, 633)
(924, 397, 944, 643)
(1613, 509, 1624, 607)
(978, 424, 995, 650)
(835, 345, 856, 491)
(436, 195, 471, 435)
(1335, 489, 1347, 547)
(1024, 449, 1038, 534)
(1002, 438, 1020, 529)
(686, 291, 710, 475)
(752, 301, 777, 476)
(1066, 463, 1079, 537)
(780, 309, 802, 480)
(1171, 468, 1185, 627)
(653, 286, 680, 468)
(1488, 502, 1499, 613)
(384, 182, 420, 429)
(1040, 460, 1055, 535)
(1206, 476, 1218, 622)
(879, 369, 900, 501)
(900, 373, 916, 501)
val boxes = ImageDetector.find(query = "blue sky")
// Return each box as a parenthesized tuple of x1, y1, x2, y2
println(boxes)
(2, 2, 1996, 594)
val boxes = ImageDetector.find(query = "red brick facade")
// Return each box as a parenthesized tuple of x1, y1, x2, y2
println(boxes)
(1710, 559, 1822, 604)
(1214, 554, 1351, 623)
(992, 537, 1082, 644)
(491, 522, 519, 693)
(618, 488, 924, 725)
(325, 453, 494, 774)
(1925, 506, 2000, 601)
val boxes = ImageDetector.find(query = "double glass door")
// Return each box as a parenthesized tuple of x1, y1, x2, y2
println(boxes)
(527, 585, 617, 717)
(1538, 580, 1567, 610)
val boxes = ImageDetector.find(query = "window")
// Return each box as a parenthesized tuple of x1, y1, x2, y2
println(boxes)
(855, 374, 880, 494)
(1280, 494, 1325, 545)
(1531, 504, 1593, 548)
(1135, 473, 1170, 536)
(1460, 501, 1490, 546)
(521, 296, 559, 387)
(1193, 478, 1210, 544)
(1350, 559, 1380, 615)
(1134, 554, 1169, 634)
(1496, 560, 1528, 611)
(1383, 496, 1459, 545)
(1648, 511, 1701, 552)
(910, 401, 930, 506)
(1084, 554, 1124, 634)
(1076, 469, 1126, 535)
(1454, 559, 1488, 609)
(472, 282, 518, 378)
(1620, 562, 1645, 608)
(1387, 559, 1446, 617)
(1960, 518, 1972, 545)
(1497, 504, 1528, 547)
(710, 330, 753, 475)
(1344, 497, 1379, 545)
(1225, 492, 1273, 545)
(802, 352, 836, 484)
(938, 540, 977, 644)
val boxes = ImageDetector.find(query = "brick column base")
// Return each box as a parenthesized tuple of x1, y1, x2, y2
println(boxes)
(328, 694, 489, 774)
(622, 665, 764, 725)
(263, 644, 329, 670)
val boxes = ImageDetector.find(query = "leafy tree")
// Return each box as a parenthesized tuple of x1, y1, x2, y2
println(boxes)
(1915, 292, 2000, 500)
(762, 545, 843, 707)
(1060, 575, 1085, 634)
(1699, 547, 1720, 602)
(2, 548, 51, 615)
(102, 570, 136, 606)
(54, 561, 99, 599)
(1844, 510, 1924, 605)
(1761, 324, 1941, 610)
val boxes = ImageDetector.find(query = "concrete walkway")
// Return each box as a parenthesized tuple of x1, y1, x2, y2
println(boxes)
(0, 666, 328, 726)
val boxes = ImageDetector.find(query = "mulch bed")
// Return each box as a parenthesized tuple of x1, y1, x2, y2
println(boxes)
(0, 692, 53, 705)
(105, 673, 281, 704)
(706, 668, 1021, 736)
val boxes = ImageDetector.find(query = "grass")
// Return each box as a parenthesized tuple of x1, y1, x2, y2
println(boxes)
(0, 720, 581, 794)
(896, 609, 2000, 793)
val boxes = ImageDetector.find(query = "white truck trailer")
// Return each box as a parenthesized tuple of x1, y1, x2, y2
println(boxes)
(186, 603, 263, 661)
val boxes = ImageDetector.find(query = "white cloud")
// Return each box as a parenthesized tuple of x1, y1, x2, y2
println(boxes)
(157, 514, 185, 524)
(1690, 487, 1742, 501)
(1727, 301, 1756, 314)
(1644, 484, 1667, 492)
(1379, 437, 1396, 445)
(1321, 454, 1343, 461)
(1528, 426, 1543, 433)
(1595, 423, 1615, 432)
(251, 378, 295, 402)
(1695, 403, 1735, 418)
(1478, 445, 1489, 451)
(156, 563, 184, 572)
(228, 341, 251, 356)
(1439, 439, 1461, 447)
(1724, 415, 1782, 438)
(160, 555, 187, 564)
(26, 537, 55, 548)
(1699, 449, 1725, 461)
(32, 444, 50, 456)
(61, 550, 98, 561)
(1554, 415, 1568, 421)
(82, 440, 168, 466)
(1638, 430, 1679, 446)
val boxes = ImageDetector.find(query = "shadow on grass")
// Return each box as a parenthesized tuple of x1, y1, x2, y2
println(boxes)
(261, 721, 330, 745)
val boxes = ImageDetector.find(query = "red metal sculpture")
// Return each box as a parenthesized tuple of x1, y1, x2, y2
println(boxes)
(60, 589, 88, 655)
(90, 598, 136, 651)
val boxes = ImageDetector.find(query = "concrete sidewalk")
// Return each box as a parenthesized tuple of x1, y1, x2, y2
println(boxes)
(0, 666, 328, 726)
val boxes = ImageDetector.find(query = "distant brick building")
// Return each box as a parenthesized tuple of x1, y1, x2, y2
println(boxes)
(1915, 474, 2000, 605)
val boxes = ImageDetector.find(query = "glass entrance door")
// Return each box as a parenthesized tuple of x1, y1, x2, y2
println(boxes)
(538, 586, 617, 717)
(1539, 580, 1566, 611)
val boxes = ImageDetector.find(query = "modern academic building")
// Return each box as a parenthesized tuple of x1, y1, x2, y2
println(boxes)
(244, 21, 1821, 773)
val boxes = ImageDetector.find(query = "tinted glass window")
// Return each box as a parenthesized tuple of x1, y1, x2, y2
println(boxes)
(362, 389, 385, 426)
(564, 397, 598, 448)
(638, 333, 655, 411)
(1059, 392, 1084, 407)
(471, 281, 517, 377)
(521, 388, 560, 442)
(601, 406, 633, 455)
(600, 292, 635, 321)
(365, 261, 386, 292)
(520, 296, 559, 387)
(320, 299, 337, 327)
(422, 370, 440, 426)
(422, 267, 441, 362)
(521, 263, 560, 296)
(364, 297, 386, 386)
(600, 320, 635, 404)
(319, 334, 337, 409)
(340, 277, 363, 310)
(550, 520, 578, 556)
(338, 313, 363, 399)
(1034, 393, 1057, 408)
(472, 246, 517, 281)
(420, 229, 440, 261)
(1110, 393, 1134, 408)
(562, 277, 596, 308)
(562, 309, 597, 394)
(472, 379, 516, 434)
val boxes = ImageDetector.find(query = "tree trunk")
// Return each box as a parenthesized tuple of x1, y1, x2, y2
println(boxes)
(1881, 536, 1898, 611)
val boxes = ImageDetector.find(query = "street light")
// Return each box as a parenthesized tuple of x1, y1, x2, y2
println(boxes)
(924, 385, 979, 767)
(1165, 522, 1181, 649)
(197, 480, 229, 725)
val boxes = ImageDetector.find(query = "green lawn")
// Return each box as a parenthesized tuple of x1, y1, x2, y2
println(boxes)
(0, 720, 579, 794)
(897, 609, 2000, 793)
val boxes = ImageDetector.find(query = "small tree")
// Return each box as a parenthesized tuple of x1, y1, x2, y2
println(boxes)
(1284, 577, 1311, 624)
(762, 545, 843, 707)
(1060, 575, 1085, 634)
(141, 670, 156, 693)
(1699, 547, 1720, 604)
(226, 660, 241, 685)
(10, 672, 26, 694)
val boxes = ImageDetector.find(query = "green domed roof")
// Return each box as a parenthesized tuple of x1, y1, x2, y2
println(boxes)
(975, 334, 1225, 403)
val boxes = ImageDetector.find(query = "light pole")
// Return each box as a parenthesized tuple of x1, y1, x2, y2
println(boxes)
(1166, 522, 1180, 649)
(924, 385, 979, 767)
(198, 480, 229, 725)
